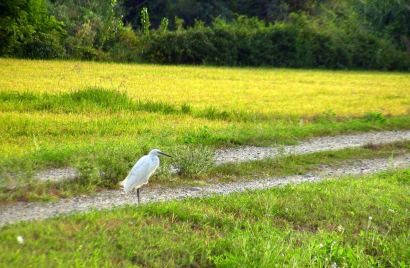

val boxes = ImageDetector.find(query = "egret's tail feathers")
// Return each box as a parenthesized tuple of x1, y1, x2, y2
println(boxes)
(119, 178, 129, 193)
(120, 175, 147, 194)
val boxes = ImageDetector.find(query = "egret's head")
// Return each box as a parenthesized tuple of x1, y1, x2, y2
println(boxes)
(149, 149, 172, 157)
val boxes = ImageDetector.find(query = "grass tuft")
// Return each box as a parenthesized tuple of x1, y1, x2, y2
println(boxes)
(171, 145, 214, 178)
(364, 111, 386, 123)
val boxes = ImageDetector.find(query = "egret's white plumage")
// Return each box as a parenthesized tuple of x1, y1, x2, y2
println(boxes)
(120, 149, 171, 195)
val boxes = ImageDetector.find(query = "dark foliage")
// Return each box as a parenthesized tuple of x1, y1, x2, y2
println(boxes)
(141, 14, 409, 70)
(0, 0, 409, 70)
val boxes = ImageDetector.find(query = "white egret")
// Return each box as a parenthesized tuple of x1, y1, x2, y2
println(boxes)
(120, 149, 171, 203)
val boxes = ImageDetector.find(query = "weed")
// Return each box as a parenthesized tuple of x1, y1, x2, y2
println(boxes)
(364, 112, 386, 123)
(171, 145, 214, 178)
(135, 99, 177, 114)
(313, 109, 337, 123)
(180, 103, 192, 114)
(74, 156, 100, 187)
(200, 107, 231, 120)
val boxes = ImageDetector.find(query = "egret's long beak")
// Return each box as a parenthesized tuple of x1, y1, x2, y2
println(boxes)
(159, 152, 172, 157)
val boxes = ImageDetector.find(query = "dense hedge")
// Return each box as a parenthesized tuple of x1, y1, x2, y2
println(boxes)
(142, 20, 410, 70)
(1, 0, 409, 70)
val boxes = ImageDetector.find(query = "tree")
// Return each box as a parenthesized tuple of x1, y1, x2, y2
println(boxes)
(120, 0, 324, 30)
(140, 7, 150, 34)
(352, 0, 410, 50)
(0, 0, 65, 57)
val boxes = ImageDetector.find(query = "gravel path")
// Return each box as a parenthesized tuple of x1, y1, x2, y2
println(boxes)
(35, 130, 410, 181)
(215, 130, 410, 164)
(35, 168, 77, 182)
(1, 154, 409, 227)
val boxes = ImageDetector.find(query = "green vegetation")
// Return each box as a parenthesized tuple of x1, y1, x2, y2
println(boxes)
(0, 0, 65, 58)
(2, 138, 409, 203)
(141, 14, 409, 69)
(1, 0, 409, 69)
(1, 169, 409, 266)
(1, 2, 408, 264)
(2, 87, 408, 122)
(2, 85, 409, 175)
(0, 60, 409, 202)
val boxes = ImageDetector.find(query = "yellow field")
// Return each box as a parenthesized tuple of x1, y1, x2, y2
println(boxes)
(1, 58, 409, 117)
(1, 58, 410, 170)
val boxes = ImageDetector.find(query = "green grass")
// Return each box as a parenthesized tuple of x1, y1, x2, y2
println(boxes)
(1, 59, 409, 175)
(1, 88, 410, 175)
(0, 89, 271, 121)
(2, 141, 409, 203)
(1, 60, 409, 206)
(1, 169, 409, 267)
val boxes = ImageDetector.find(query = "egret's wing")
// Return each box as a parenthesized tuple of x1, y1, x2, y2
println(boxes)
(122, 156, 158, 192)
(119, 164, 142, 187)
(121, 156, 149, 191)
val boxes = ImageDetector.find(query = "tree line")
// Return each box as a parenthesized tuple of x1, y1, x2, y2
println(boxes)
(1, 0, 409, 70)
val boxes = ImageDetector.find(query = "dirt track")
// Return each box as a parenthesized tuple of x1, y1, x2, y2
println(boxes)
(37, 130, 410, 181)
(1, 154, 409, 227)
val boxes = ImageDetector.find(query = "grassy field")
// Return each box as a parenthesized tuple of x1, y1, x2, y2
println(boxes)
(1, 169, 409, 267)
(1, 58, 410, 200)
(1, 59, 409, 117)
(1, 59, 409, 266)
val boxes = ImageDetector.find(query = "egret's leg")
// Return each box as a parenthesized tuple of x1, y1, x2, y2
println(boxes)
(137, 188, 140, 204)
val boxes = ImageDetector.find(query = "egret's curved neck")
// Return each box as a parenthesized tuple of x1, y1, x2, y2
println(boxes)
(149, 153, 159, 160)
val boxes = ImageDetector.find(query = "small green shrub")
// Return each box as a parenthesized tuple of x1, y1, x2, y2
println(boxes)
(154, 156, 174, 180)
(74, 156, 100, 187)
(24, 32, 65, 59)
(171, 145, 214, 178)
(364, 112, 386, 123)
(94, 146, 141, 188)
(74, 144, 143, 188)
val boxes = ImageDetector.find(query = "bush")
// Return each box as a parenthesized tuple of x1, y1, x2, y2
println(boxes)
(364, 112, 386, 123)
(23, 32, 65, 59)
(74, 144, 144, 188)
(2, 1, 409, 70)
(171, 145, 214, 178)
(140, 14, 410, 70)
(74, 156, 100, 187)
(109, 26, 141, 62)
(208, 28, 238, 65)
(0, 0, 65, 58)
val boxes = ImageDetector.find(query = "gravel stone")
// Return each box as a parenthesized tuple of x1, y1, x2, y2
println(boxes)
(35, 168, 78, 182)
(215, 130, 410, 164)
